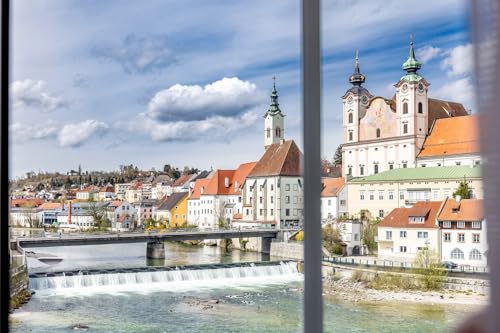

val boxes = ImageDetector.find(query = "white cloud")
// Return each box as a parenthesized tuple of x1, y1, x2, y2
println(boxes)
(58, 120, 109, 147)
(10, 79, 68, 112)
(416, 45, 441, 63)
(441, 43, 474, 77)
(147, 77, 265, 122)
(434, 77, 475, 111)
(10, 121, 59, 143)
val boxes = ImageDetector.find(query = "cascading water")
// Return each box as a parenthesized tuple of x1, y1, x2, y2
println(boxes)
(29, 262, 301, 296)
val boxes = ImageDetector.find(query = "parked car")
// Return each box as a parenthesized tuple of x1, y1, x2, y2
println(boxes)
(443, 261, 458, 269)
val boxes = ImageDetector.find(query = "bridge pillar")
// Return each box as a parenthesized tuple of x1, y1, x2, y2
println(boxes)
(260, 237, 273, 254)
(146, 240, 165, 259)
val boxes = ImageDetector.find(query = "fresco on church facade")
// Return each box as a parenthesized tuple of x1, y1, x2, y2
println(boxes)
(359, 97, 397, 141)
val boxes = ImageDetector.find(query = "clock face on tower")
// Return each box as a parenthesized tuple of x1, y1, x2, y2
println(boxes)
(418, 83, 425, 93)
(347, 96, 354, 105)
(402, 84, 408, 93)
(362, 95, 368, 104)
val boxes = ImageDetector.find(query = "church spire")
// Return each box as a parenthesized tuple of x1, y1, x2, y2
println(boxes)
(402, 34, 422, 75)
(266, 76, 282, 115)
(349, 49, 365, 86)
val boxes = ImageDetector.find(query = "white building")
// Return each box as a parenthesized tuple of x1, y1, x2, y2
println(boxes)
(377, 201, 443, 262)
(437, 198, 487, 268)
(115, 183, 131, 200)
(341, 42, 468, 178)
(107, 200, 137, 231)
(320, 177, 345, 221)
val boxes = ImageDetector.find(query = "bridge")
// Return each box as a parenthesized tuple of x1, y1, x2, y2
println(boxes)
(16, 229, 282, 258)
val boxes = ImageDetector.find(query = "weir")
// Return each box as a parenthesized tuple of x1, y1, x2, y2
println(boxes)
(29, 261, 300, 293)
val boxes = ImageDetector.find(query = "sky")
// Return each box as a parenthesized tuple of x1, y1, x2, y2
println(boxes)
(10, 0, 473, 179)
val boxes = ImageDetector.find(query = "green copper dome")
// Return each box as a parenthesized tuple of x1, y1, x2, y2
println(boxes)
(401, 35, 422, 81)
(266, 77, 282, 115)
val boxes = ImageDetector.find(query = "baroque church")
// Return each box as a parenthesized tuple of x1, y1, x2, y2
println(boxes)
(341, 39, 469, 178)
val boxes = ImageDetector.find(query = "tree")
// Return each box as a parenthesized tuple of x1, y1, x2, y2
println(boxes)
(333, 144, 343, 167)
(87, 201, 111, 231)
(412, 248, 447, 290)
(322, 223, 343, 255)
(362, 220, 378, 254)
(453, 178, 471, 199)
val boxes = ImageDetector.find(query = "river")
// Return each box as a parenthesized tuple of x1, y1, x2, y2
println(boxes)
(10, 242, 474, 332)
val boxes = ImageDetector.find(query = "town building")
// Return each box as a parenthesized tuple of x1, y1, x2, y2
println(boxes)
(320, 177, 345, 221)
(437, 197, 486, 268)
(416, 115, 481, 167)
(344, 165, 482, 219)
(131, 199, 156, 227)
(37, 202, 63, 225)
(378, 201, 443, 262)
(156, 192, 188, 227)
(98, 185, 115, 201)
(114, 183, 131, 200)
(341, 42, 468, 178)
(107, 200, 137, 231)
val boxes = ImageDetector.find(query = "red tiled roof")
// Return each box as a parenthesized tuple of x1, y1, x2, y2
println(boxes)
(109, 200, 123, 208)
(10, 198, 44, 208)
(232, 213, 242, 220)
(229, 162, 257, 195)
(418, 115, 479, 158)
(320, 177, 345, 197)
(204, 170, 236, 195)
(437, 198, 484, 221)
(173, 174, 192, 186)
(38, 202, 63, 210)
(380, 201, 442, 229)
(248, 140, 302, 177)
(189, 178, 211, 199)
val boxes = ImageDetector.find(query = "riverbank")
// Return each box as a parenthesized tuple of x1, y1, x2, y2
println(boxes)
(322, 274, 488, 307)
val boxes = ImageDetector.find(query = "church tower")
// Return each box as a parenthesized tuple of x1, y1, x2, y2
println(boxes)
(394, 35, 430, 139)
(342, 50, 371, 146)
(264, 77, 285, 149)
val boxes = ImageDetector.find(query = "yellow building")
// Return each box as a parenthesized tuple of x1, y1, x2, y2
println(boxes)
(156, 192, 188, 227)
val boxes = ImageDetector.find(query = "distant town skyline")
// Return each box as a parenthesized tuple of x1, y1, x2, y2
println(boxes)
(10, 0, 472, 178)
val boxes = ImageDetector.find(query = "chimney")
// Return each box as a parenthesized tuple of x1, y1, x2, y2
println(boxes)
(67, 201, 72, 224)
(455, 195, 461, 203)
(224, 177, 230, 188)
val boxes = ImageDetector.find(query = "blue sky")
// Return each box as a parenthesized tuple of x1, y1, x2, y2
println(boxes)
(10, 0, 473, 179)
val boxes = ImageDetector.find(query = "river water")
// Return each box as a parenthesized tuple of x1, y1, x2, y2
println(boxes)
(10, 242, 474, 332)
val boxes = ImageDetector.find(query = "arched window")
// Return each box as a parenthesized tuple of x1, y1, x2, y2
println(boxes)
(403, 102, 408, 114)
(403, 123, 408, 134)
(418, 102, 423, 114)
(469, 249, 482, 260)
(348, 113, 353, 124)
(266, 128, 270, 138)
(374, 164, 379, 174)
(275, 127, 281, 137)
(347, 167, 352, 175)
(348, 131, 353, 141)
(451, 248, 464, 260)
(376, 128, 381, 138)
(359, 165, 364, 176)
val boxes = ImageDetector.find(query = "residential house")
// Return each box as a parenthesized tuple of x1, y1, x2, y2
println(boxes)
(151, 175, 174, 200)
(9, 198, 44, 227)
(377, 201, 443, 262)
(437, 197, 486, 268)
(98, 185, 115, 201)
(115, 183, 131, 200)
(76, 185, 99, 201)
(132, 199, 156, 227)
(126, 182, 143, 203)
(37, 202, 63, 225)
(344, 165, 482, 220)
(56, 201, 96, 229)
(107, 200, 137, 231)
(320, 177, 345, 221)
(156, 192, 188, 227)
(187, 178, 211, 227)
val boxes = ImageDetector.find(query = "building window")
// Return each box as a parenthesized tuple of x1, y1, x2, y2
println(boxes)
(388, 191, 394, 200)
(246, 209, 249, 215)
(359, 191, 365, 200)
(444, 233, 451, 242)
(421, 164, 426, 167)
(458, 233, 465, 242)
(374, 164, 379, 174)
(359, 165, 364, 176)
(293, 209, 298, 216)
(473, 234, 480, 243)
(455, 162, 461, 166)
(270, 196, 274, 204)
(378, 191, 384, 200)
(259, 197, 263, 204)
(285, 196, 290, 204)
(348, 112, 353, 124)
(418, 102, 423, 114)
(285, 209, 290, 216)
(470, 249, 482, 260)
(293, 184, 298, 191)
(472, 221, 481, 229)
(349, 131, 353, 141)
(340, 200, 346, 206)
(389, 164, 394, 170)
(442, 221, 451, 228)
(451, 248, 465, 259)
(379, 210, 384, 218)
(457, 221, 465, 229)
(433, 191, 438, 200)
(259, 209, 263, 216)
(270, 184, 274, 191)
(403, 123, 408, 134)
(286, 184, 290, 191)
(327, 199, 331, 206)
(266, 128, 270, 138)
(354, 234, 359, 241)
(369, 191, 374, 200)
(386, 231, 392, 240)
(276, 127, 281, 137)
(402, 163, 407, 168)
(399, 191, 405, 200)
(293, 196, 298, 204)
(270, 209, 274, 216)
(400, 246, 407, 253)
(376, 128, 381, 138)
(403, 102, 408, 114)
(417, 231, 429, 239)
(400, 231, 407, 238)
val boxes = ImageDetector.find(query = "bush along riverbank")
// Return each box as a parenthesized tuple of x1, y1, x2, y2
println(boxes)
(323, 268, 488, 307)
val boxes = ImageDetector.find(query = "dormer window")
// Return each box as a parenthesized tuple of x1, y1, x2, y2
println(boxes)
(409, 216, 425, 224)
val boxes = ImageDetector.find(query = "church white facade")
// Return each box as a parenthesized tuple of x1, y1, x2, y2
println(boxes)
(341, 42, 468, 178)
